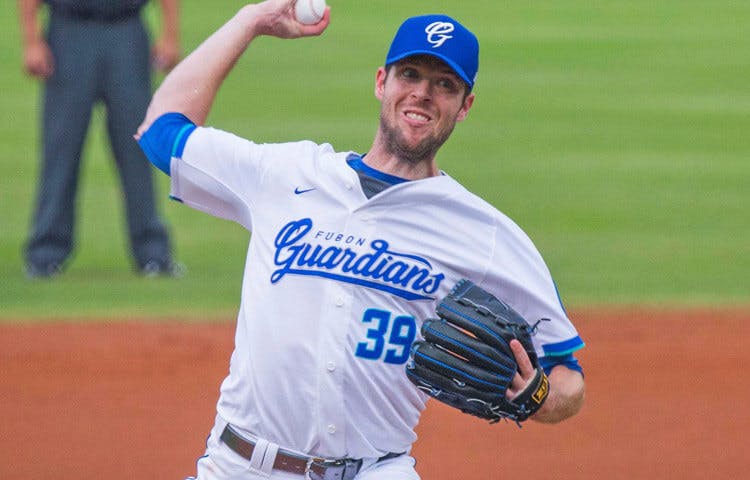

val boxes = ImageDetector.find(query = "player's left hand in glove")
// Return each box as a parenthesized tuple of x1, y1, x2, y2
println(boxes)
(406, 279, 550, 424)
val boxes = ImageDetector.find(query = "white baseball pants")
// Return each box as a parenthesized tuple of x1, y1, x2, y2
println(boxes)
(186, 416, 420, 480)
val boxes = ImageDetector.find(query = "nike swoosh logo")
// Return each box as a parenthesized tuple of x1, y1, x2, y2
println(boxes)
(294, 187, 317, 195)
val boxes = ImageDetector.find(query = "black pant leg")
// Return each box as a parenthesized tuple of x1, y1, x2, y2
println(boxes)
(25, 14, 98, 268)
(100, 16, 172, 268)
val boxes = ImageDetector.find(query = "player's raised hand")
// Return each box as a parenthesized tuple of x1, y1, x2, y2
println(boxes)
(138, 0, 330, 135)
(249, 0, 330, 39)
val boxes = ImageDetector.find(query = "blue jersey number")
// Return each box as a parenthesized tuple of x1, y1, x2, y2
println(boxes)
(355, 309, 417, 365)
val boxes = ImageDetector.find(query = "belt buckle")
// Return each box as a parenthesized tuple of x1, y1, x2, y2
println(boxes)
(304, 457, 327, 480)
(305, 457, 361, 480)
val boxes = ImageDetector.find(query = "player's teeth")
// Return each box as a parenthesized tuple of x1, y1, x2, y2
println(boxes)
(406, 112, 427, 121)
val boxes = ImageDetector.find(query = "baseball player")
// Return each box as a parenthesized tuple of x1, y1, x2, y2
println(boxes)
(136, 2, 585, 479)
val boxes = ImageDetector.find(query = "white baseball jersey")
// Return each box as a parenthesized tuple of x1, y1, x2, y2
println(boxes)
(171, 126, 584, 460)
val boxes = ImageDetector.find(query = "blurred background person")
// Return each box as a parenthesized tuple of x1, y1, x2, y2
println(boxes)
(18, 0, 182, 278)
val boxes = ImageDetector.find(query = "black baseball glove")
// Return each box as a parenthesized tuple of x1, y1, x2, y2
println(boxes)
(406, 279, 549, 424)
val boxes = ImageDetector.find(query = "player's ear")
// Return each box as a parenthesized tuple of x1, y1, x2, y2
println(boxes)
(374, 67, 387, 101)
(456, 92, 475, 122)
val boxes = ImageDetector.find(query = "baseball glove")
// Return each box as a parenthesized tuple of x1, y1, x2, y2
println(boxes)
(406, 279, 549, 424)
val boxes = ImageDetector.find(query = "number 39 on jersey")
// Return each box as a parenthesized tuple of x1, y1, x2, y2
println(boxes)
(355, 308, 417, 365)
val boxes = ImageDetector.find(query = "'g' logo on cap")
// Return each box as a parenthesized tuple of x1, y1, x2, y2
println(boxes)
(425, 22, 454, 48)
(386, 15, 479, 89)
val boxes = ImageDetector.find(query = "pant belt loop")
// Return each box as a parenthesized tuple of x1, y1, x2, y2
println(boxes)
(248, 437, 269, 472)
(260, 441, 279, 476)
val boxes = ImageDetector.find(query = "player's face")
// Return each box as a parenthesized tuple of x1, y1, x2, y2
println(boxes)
(375, 56, 475, 164)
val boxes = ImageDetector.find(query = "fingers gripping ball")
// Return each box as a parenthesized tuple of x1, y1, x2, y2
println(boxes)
(406, 279, 550, 424)
(294, 0, 326, 25)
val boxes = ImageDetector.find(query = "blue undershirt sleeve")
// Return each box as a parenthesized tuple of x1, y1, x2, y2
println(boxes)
(540, 353, 584, 377)
(137, 112, 197, 176)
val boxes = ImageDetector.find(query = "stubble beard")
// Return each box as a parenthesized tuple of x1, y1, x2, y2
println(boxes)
(378, 112, 456, 165)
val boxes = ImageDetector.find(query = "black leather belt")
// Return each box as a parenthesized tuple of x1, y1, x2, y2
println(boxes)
(52, 5, 141, 23)
(220, 424, 402, 480)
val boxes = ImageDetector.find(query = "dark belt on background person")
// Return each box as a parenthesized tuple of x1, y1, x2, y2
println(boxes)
(220, 424, 403, 480)
(51, 5, 141, 23)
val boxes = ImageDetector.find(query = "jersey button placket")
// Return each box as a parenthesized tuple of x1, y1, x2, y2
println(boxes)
(318, 284, 349, 452)
(356, 210, 377, 234)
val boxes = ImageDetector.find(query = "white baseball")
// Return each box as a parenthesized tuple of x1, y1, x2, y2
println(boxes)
(294, 0, 326, 25)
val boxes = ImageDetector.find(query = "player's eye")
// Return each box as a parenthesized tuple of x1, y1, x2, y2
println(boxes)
(400, 67, 420, 81)
(436, 77, 459, 94)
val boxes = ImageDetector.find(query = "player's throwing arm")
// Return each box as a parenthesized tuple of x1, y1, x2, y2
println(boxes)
(137, 0, 330, 136)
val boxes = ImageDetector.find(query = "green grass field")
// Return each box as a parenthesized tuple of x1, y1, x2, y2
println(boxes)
(1, 0, 748, 320)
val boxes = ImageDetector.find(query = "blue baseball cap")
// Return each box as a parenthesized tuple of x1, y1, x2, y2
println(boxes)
(385, 14, 479, 90)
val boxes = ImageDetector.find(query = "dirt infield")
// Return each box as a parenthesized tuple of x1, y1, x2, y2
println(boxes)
(1, 308, 747, 480)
